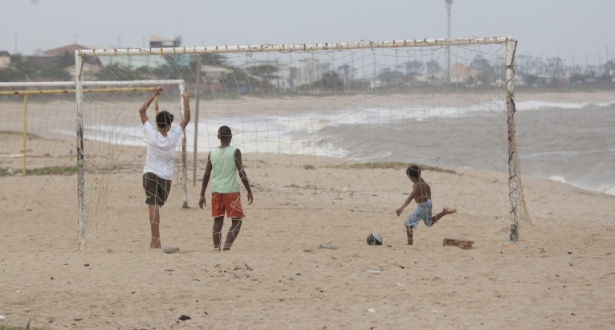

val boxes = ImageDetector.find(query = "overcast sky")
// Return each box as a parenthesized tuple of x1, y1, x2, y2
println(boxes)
(1, 0, 613, 65)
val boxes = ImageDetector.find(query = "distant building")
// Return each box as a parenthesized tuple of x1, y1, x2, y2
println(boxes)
(201, 65, 232, 80)
(451, 62, 471, 84)
(36, 44, 101, 79)
(0, 51, 10, 69)
(240, 58, 324, 90)
(43, 44, 91, 56)
(149, 35, 181, 48)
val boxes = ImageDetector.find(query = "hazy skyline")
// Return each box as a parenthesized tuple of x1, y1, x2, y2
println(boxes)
(1, 0, 614, 66)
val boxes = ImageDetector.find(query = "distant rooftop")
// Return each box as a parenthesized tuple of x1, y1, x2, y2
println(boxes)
(149, 35, 174, 43)
(149, 35, 181, 48)
(43, 44, 91, 56)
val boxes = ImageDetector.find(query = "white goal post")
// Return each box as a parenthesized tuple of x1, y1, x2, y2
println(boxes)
(74, 37, 525, 250)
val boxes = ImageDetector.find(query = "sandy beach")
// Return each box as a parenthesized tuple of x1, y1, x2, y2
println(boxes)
(1, 90, 615, 329)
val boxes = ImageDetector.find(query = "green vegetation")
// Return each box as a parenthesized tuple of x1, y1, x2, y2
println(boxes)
(0, 165, 78, 177)
(331, 161, 456, 174)
(0, 130, 41, 139)
(0, 53, 72, 81)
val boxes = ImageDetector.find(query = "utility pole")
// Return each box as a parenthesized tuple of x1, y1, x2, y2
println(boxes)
(445, 0, 453, 84)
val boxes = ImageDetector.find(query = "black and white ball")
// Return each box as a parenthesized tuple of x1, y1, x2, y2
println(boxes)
(366, 232, 383, 245)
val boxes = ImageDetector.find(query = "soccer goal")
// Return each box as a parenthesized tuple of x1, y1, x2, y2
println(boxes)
(0, 79, 188, 250)
(75, 37, 528, 249)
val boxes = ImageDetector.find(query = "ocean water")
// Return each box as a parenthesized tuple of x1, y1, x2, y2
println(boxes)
(319, 99, 615, 195)
(83, 97, 615, 196)
(515, 100, 615, 195)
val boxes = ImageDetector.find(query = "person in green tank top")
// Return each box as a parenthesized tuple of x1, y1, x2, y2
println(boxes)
(199, 126, 254, 251)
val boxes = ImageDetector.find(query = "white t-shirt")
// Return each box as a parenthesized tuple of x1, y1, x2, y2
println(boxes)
(142, 121, 184, 180)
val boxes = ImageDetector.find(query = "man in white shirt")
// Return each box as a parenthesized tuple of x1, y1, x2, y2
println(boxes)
(139, 86, 191, 249)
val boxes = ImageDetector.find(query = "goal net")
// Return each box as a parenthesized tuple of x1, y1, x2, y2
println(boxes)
(0, 80, 187, 251)
(74, 37, 529, 250)
(0, 81, 85, 176)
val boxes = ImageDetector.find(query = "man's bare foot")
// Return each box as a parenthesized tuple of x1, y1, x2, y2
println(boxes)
(150, 238, 161, 249)
(444, 207, 457, 215)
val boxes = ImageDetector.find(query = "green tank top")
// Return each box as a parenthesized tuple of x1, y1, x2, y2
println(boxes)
(210, 146, 240, 193)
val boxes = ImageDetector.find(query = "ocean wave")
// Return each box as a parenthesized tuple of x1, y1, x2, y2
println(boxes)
(548, 175, 568, 184)
(548, 175, 615, 196)
(525, 150, 581, 159)
(516, 100, 615, 111)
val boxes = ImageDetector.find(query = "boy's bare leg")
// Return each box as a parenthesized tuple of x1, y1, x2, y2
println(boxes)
(431, 207, 457, 225)
(406, 226, 414, 245)
(148, 204, 161, 249)
(212, 217, 224, 250)
(223, 219, 243, 251)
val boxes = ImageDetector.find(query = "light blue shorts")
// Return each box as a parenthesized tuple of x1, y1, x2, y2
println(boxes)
(404, 200, 433, 229)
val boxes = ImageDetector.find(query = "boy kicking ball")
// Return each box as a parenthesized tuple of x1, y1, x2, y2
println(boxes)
(396, 165, 457, 245)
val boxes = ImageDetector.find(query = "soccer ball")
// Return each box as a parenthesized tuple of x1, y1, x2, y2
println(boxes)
(366, 232, 383, 245)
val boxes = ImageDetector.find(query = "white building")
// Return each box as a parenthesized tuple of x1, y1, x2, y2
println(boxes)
(0, 51, 10, 69)
(240, 58, 324, 90)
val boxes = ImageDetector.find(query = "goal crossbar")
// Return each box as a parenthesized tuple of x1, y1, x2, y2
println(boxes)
(75, 37, 514, 57)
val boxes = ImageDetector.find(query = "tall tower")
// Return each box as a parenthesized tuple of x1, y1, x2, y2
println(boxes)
(445, 0, 453, 84)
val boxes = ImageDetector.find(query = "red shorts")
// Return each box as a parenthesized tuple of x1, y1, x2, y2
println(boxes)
(211, 192, 245, 219)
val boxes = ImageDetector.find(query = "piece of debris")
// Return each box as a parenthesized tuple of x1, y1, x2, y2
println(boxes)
(163, 246, 180, 254)
(443, 238, 474, 250)
(318, 243, 338, 250)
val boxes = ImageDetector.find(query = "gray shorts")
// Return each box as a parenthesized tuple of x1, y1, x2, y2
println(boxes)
(404, 200, 433, 229)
